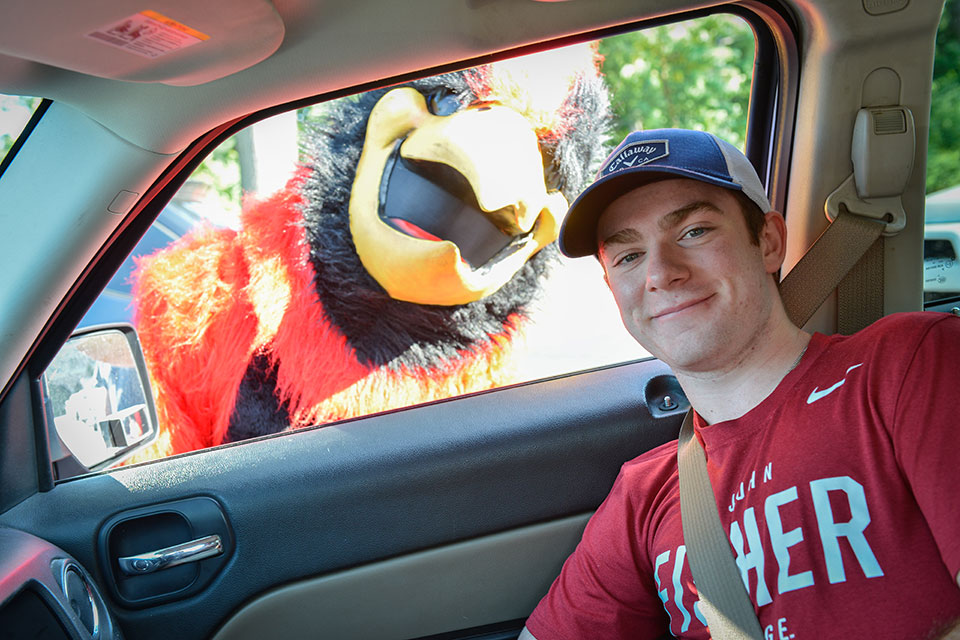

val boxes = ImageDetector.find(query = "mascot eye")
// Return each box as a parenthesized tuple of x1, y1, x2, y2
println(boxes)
(426, 89, 462, 116)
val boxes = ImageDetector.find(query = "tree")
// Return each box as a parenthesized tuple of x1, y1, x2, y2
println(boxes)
(928, 0, 960, 194)
(597, 15, 755, 150)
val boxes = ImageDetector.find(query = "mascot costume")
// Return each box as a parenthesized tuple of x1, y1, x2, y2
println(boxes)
(132, 45, 610, 460)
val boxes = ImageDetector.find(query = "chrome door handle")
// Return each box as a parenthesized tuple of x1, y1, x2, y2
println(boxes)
(117, 534, 223, 576)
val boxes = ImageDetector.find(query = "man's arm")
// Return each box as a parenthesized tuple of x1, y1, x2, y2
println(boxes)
(891, 318, 960, 596)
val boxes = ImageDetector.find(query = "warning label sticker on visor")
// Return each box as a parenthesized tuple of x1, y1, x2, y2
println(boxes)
(86, 10, 209, 59)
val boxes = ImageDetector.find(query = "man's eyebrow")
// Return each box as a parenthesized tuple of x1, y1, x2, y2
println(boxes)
(599, 227, 644, 251)
(657, 200, 724, 232)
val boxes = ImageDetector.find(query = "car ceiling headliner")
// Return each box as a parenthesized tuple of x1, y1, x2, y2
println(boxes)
(0, 0, 717, 155)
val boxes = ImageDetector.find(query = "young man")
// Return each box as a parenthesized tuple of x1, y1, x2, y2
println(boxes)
(520, 129, 960, 639)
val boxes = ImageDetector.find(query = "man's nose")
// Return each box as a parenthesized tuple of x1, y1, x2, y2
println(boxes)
(645, 245, 689, 291)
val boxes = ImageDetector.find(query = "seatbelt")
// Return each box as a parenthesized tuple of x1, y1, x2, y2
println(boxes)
(677, 410, 764, 639)
(779, 206, 886, 328)
(837, 234, 885, 335)
(676, 106, 915, 638)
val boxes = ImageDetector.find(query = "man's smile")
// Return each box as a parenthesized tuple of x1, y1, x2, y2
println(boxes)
(650, 293, 715, 320)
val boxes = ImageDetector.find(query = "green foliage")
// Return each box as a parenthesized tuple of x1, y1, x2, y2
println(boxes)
(188, 135, 242, 216)
(928, 0, 960, 194)
(0, 95, 41, 160)
(597, 15, 755, 149)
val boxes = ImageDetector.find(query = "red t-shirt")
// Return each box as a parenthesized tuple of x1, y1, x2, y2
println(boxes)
(527, 312, 960, 639)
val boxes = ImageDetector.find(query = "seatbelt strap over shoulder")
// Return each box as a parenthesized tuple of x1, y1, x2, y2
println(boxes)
(677, 410, 764, 639)
(779, 207, 887, 330)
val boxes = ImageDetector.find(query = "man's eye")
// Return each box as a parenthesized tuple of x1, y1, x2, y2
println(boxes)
(426, 89, 462, 116)
(683, 226, 708, 240)
(614, 251, 642, 266)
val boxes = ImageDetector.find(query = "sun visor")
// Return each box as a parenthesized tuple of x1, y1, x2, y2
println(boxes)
(0, 1, 284, 86)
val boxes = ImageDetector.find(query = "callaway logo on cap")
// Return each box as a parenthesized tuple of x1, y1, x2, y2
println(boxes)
(601, 141, 669, 173)
(558, 128, 771, 257)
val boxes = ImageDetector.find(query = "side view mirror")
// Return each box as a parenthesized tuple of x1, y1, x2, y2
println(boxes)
(41, 324, 158, 476)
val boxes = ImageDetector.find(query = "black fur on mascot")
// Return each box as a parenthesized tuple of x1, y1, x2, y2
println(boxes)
(131, 45, 610, 460)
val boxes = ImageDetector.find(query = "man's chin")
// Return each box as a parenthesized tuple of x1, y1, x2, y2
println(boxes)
(645, 336, 726, 375)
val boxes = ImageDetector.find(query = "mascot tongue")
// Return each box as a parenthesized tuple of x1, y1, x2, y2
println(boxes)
(387, 219, 442, 243)
(381, 153, 514, 268)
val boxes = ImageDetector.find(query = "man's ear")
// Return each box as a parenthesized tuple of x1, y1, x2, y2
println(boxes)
(760, 211, 788, 275)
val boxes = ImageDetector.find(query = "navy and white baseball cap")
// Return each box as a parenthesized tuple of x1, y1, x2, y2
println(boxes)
(558, 128, 771, 257)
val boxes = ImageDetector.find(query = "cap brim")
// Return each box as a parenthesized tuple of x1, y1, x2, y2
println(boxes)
(558, 166, 744, 257)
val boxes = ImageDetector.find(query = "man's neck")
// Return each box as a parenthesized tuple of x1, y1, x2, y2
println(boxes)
(674, 310, 811, 425)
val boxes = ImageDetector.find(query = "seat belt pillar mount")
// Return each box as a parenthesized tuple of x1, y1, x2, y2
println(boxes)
(824, 105, 915, 237)
(825, 174, 905, 236)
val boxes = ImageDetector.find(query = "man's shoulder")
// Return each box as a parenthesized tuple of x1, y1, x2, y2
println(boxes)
(591, 436, 681, 531)
(805, 312, 959, 397)
(619, 436, 679, 484)
(859, 311, 954, 337)
(830, 311, 956, 351)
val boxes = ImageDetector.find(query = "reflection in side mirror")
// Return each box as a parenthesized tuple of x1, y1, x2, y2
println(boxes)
(42, 324, 158, 474)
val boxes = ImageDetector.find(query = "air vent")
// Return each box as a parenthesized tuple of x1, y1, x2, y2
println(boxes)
(872, 108, 906, 135)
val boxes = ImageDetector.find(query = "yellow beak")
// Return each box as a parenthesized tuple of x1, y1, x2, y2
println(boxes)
(349, 87, 568, 306)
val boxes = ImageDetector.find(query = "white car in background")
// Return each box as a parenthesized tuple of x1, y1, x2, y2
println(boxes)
(925, 184, 960, 301)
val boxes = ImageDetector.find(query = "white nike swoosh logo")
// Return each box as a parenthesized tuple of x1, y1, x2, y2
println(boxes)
(806, 363, 863, 405)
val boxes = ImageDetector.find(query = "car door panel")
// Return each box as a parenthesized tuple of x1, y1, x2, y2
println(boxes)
(0, 357, 683, 640)
(212, 513, 592, 640)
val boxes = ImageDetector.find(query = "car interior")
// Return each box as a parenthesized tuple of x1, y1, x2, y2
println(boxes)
(0, 0, 951, 638)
